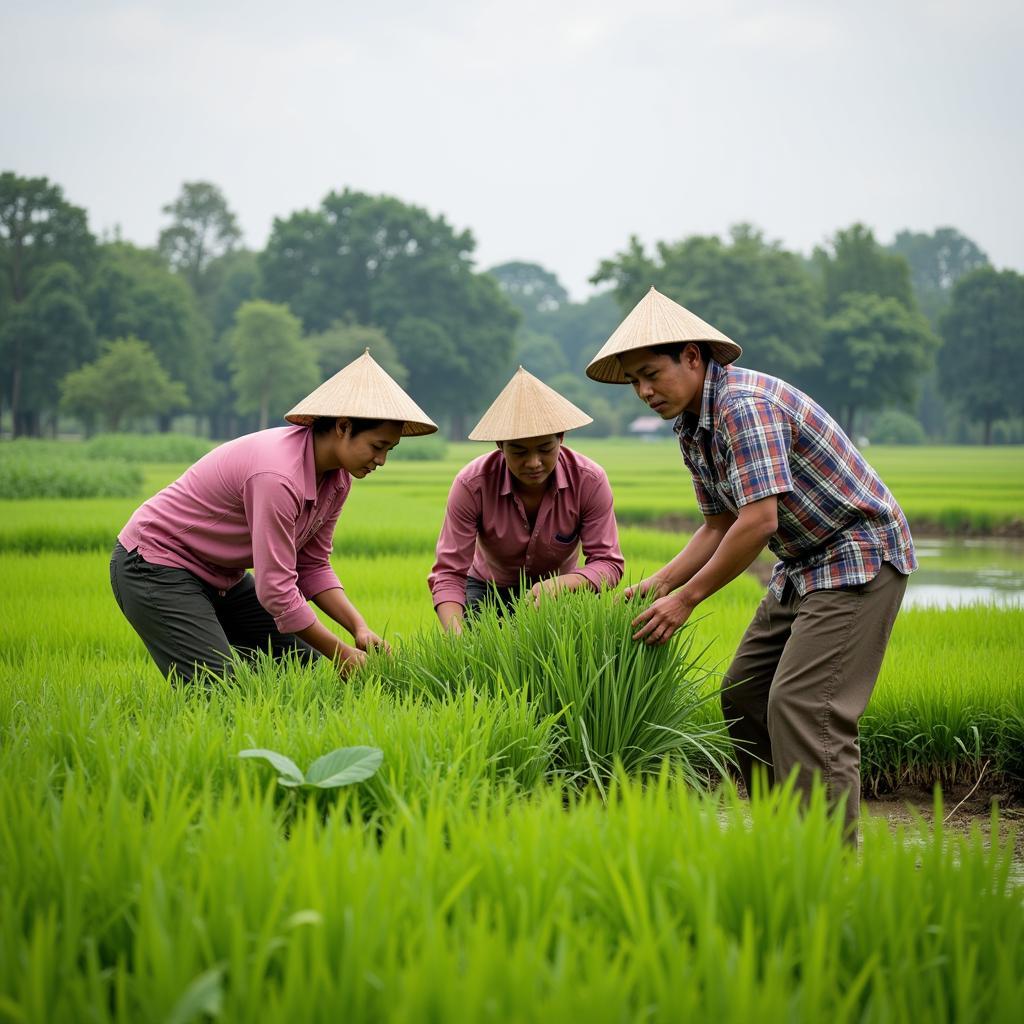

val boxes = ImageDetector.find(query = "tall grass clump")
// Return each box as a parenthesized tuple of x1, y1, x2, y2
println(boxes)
(366, 589, 733, 786)
(84, 432, 216, 463)
(0, 450, 143, 499)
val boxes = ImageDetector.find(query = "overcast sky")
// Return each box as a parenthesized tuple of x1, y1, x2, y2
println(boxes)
(2, 0, 1021, 299)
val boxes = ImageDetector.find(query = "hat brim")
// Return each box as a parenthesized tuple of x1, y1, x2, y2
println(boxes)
(586, 338, 742, 384)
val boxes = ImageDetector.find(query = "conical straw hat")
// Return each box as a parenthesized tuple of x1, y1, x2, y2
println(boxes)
(468, 367, 592, 441)
(286, 349, 438, 436)
(586, 286, 742, 384)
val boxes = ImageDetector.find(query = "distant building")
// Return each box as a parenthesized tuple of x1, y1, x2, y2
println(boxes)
(628, 415, 670, 440)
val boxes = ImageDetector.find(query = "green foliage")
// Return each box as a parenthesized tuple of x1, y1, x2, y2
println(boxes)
(889, 227, 989, 326)
(229, 300, 318, 430)
(868, 409, 927, 445)
(307, 320, 408, 385)
(816, 223, 915, 315)
(488, 260, 569, 329)
(515, 328, 570, 380)
(367, 589, 733, 785)
(593, 224, 822, 379)
(812, 293, 939, 434)
(239, 745, 384, 789)
(939, 266, 1024, 444)
(83, 432, 216, 463)
(60, 336, 189, 432)
(157, 180, 242, 292)
(387, 432, 448, 460)
(87, 241, 212, 410)
(0, 450, 142, 498)
(260, 189, 518, 425)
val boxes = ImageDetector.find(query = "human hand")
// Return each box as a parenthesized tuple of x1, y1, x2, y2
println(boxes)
(631, 593, 695, 645)
(530, 577, 564, 607)
(354, 626, 390, 654)
(337, 644, 367, 677)
(621, 575, 669, 603)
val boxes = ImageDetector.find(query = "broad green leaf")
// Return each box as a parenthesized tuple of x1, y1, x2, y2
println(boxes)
(305, 746, 383, 788)
(238, 748, 304, 786)
(164, 965, 224, 1024)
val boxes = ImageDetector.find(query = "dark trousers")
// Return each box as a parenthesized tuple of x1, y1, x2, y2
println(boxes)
(721, 563, 907, 838)
(464, 575, 523, 617)
(109, 542, 319, 684)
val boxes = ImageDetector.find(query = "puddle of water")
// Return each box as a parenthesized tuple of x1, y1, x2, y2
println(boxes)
(905, 539, 1024, 610)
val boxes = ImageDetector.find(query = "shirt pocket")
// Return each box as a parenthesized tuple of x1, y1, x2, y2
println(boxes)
(553, 523, 581, 545)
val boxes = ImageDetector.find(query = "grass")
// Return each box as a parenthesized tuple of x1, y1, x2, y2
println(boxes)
(2, 439, 1023, 1019)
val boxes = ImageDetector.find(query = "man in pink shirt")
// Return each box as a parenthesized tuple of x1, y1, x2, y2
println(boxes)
(111, 352, 437, 684)
(429, 367, 624, 632)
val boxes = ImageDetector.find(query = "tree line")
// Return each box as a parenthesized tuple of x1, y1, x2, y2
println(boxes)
(1, 171, 1021, 443)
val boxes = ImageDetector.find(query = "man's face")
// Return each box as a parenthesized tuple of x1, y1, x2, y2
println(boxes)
(619, 346, 706, 420)
(335, 420, 403, 477)
(498, 434, 562, 487)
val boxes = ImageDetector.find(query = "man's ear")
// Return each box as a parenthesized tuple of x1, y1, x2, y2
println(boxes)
(335, 417, 352, 438)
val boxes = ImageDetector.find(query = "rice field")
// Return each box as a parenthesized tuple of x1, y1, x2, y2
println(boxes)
(2, 439, 1023, 1021)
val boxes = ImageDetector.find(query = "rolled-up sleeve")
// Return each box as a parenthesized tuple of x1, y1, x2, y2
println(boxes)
(295, 498, 344, 600)
(428, 477, 480, 608)
(573, 470, 625, 591)
(243, 473, 317, 634)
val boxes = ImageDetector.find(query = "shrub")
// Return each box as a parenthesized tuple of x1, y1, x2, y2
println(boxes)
(84, 433, 216, 463)
(0, 451, 143, 499)
(869, 409, 927, 445)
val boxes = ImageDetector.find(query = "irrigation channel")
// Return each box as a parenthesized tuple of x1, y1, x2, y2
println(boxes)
(903, 537, 1024, 608)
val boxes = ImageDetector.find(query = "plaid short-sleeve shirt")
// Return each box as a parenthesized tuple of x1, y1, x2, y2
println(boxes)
(674, 360, 917, 598)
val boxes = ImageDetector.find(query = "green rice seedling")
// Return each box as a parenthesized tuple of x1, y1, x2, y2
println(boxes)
(239, 745, 384, 789)
(365, 588, 735, 786)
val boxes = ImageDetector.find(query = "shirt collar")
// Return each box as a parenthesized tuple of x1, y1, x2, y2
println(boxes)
(673, 360, 723, 440)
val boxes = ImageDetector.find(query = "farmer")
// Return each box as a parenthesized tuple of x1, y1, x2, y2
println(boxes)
(429, 367, 624, 632)
(111, 351, 437, 683)
(586, 287, 916, 838)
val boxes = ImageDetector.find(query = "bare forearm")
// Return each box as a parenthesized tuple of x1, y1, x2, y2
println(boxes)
(679, 519, 773, 606)
(312, 587, 368, 636)
(435, 601, 465, 632)
(656, 524, 730, 591)
(295, 618, 359, 663)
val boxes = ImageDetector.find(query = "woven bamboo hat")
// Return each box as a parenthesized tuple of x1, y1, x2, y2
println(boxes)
(468, 367, 592, 441)
(285, 349, 438, 436)
(586, 286, 742, 384)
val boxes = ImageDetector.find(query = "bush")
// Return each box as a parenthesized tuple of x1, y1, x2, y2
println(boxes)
(0, 451, 143, 499)
(388, 433, 448, 461)
(364, 588, 732, 786)
(869, 410, 927, 445)
(84, 433, 216, 463)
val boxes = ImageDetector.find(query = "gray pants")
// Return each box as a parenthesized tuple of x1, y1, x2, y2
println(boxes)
(109, 542, 319, 684)
(722, 563, 907, 838)
(465, 575, 522, 616)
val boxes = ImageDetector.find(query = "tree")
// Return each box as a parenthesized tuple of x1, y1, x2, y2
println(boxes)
(60, 337, 188, 433)
(815, 224, 913, 316)
(307, 321, 408, 386)
(261, 189, 518, 431)
(489, 261, 569, 329)
(515, 329, 569, 380)
(88, 242, 212, 419)
(230, 301, 318, 430)
(593, 225, 822, 380)
(158, 182, 242, 293)
(812, 294, 938, 435)
(938, 268, 1024, 444)
(0, 263, 95, 435)
(0, 172, 95, 435)
(889, 227, 990, 327)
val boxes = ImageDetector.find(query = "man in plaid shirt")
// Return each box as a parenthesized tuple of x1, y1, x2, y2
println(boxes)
(587, 287, 916, 840)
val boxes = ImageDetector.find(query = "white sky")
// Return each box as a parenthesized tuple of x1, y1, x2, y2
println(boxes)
(2, 0, 1021, 299)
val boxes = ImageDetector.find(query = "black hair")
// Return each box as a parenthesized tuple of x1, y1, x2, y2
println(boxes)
(648, 341, 712, 365)
(311, 416, 390, 437)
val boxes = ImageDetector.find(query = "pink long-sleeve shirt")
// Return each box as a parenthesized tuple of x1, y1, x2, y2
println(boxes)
(428, 446, 624, 607)
(119, 426, 350, 634)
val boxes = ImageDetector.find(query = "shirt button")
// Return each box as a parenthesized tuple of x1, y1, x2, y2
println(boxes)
(218, 589, 226, 597)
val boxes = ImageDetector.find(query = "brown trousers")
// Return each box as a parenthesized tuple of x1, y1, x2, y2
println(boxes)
(722, 563, 907, 838)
